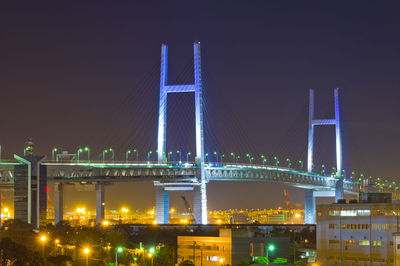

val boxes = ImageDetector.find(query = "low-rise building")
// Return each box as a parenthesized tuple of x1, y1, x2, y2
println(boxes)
(317, 193, 399, 265)
(177, 228, 275, 265)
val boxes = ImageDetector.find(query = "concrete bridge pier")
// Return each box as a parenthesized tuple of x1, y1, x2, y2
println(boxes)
(95, 182, 105, 224)
(155, 186, 170, 224)
(54, 183, 63, 225)
(304, 189, 316, 224)
(154, 182, 204, 224)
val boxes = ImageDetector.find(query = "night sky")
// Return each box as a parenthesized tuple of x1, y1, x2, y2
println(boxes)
(1, 1, 400, 212)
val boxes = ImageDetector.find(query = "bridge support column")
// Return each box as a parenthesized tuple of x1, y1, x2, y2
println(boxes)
(54, 183, 63, 225)
(193, 183, 207, 224)
(335, 178, 344, 202)
(304, 189, 316, 224)
(95, 183, 105, 224)
(155, 186, 169, 224)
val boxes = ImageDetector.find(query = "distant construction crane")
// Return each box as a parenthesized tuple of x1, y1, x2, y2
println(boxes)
(181, 196, 192, 214)
(283, 186, 291, 210)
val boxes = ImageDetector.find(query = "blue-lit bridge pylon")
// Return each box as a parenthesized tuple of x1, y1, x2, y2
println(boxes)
(156, 42, 207, 225)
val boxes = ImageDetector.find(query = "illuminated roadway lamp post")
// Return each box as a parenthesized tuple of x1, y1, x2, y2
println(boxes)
(221, 154, 225, 163)
(52, 148, 58, 161)
(331, 167, 336, 176)
(167, 151, 172, 162)
(321, 164, 326, 175)
(246, 153, 252, 164)
(298, 160, 304, 170)
(213, 151, 219, 163)
(176, 150, 181, 163)
(205, 153, 209, 163)
(115, 246, 123, 266)
(102, 150, 108, 163)
(85, 147, 90, 162)
(133, 149, 139, 161)
(109, 148, 115, 162)
(273, 156, 279, 166)
(261, 155, 266, 166)
(286, 158, 291, 168)
(186, 152, 191, 163)
(147, 151, 153, 163)
(77, 148, 83, 163)
(230, 152, 235, 163)
(126, 150, 131, 163)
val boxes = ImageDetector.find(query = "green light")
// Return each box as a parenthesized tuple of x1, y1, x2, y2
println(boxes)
(117, 246, 123, 253)
(149, 247, 155, 253)
(268, 244, 275, 251)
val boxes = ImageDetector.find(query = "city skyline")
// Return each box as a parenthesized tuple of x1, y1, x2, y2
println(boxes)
(1, 1, 400, 210)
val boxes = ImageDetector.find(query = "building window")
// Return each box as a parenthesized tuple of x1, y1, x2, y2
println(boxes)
(340, 210, 357, 216)
(329, 239, 340, 244)
(373, 241, 384, 246)
(329, 210, 339, 216)
(359, 240, 370, 246)
(344, 240, 355, 245)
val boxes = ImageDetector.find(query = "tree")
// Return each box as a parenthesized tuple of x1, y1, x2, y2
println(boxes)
(254, 256, 269, 264)
(272, 257, 288, 264)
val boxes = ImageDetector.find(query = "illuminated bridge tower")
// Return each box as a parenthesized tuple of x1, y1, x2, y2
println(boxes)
(156, 42, 207, 224)
(305, 88, 343, 224)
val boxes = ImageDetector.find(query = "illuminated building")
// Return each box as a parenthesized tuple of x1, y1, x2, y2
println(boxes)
(317, 193, 397, 265)
(177, 228, 267, 265)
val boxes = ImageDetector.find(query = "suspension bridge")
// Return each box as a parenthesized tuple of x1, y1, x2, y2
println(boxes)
(0, 42, 396, 228)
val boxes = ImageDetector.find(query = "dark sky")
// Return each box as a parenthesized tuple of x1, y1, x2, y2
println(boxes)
(1, 1, 400, 212)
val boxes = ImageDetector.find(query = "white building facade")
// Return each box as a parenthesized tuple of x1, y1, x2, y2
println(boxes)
(317, 200, 400, 265)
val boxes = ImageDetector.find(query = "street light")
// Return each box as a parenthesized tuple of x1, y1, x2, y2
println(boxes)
(221, 154, 225, 163)
(52, 148, 58, 161)
(102, 149, 108, 163)
(230, 152, 235, 163)
(176, 150, 181, 163)
(246, 153, 252, 164)
(186, 152, 191, 163)
(266, 243, 275, 264)
(126, 150, 132, 163)
(109, 148, 115, 162)
(148, 253, 154, 266)
(84, 147, 90, 162)
(261, 155, 266, 166)
(321, 164, 326, 175)
(299, 160, 304, 170)
(115, 246, 123, 266)
(205, 153, 209, 163)
(133, 149, 139, 161)
(168, 151, 172, 161)
(147, 151, 153, 163)
(77, 148, 83, 163)
(213, 151, 219, 163)
(83, 248, 90, 266)
(273, 156, 279, 166)
(40, 235, 47, 257)
(286, 158, 291, 168)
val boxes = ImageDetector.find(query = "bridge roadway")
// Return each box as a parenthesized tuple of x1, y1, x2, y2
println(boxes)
(0, 160, 357, 192)
(0, 160, 392, 225)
